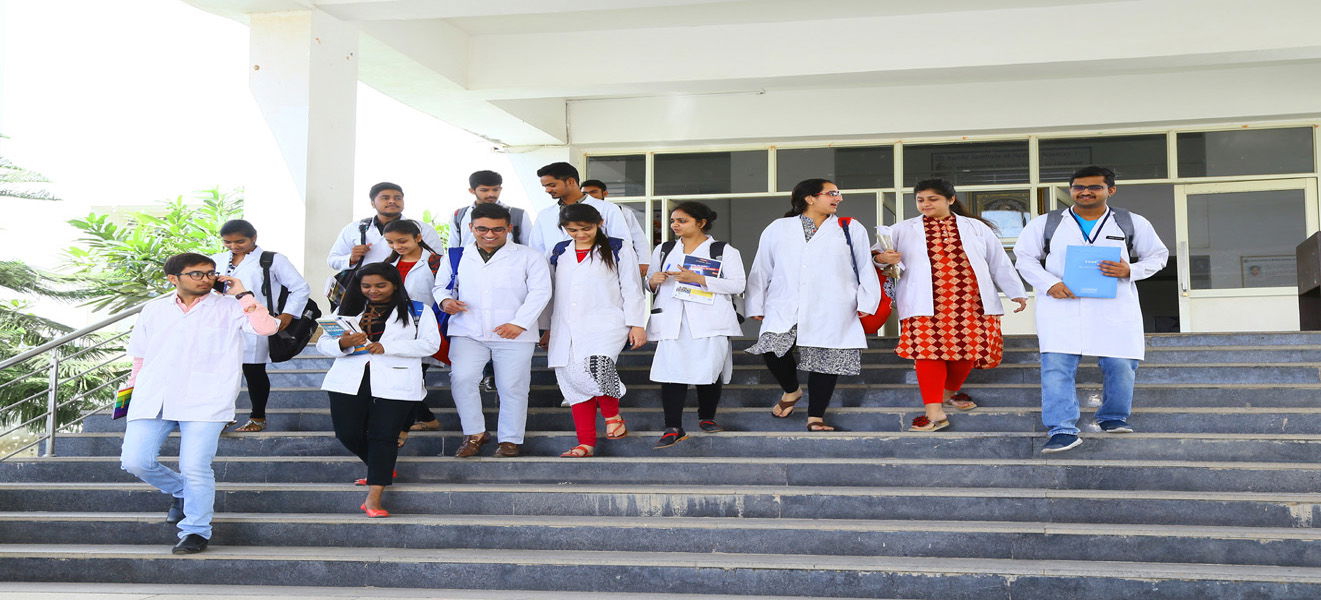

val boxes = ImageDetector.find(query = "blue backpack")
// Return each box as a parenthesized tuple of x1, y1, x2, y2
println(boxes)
(549, 237, 625, 267)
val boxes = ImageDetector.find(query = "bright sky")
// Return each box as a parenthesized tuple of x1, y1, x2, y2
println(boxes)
(0, 0, 532, 325)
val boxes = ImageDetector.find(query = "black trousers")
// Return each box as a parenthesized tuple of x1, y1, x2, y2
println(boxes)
(660, 382, 722, 429)
(241, 363, 271, 420)
(760, 351, 839, 419)
(328, 371, 417, 486)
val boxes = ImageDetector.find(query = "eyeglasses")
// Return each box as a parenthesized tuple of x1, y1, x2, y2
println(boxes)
(1070, 185, 1108, 192)
(473, 226, 508, 234)
(813, 190, 843, 197)
(177, 270, 219, 280)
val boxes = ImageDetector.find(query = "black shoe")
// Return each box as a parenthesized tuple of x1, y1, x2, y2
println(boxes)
(653, 428, 688, 450)
(165, 497, 184, 524)
(172, 534, 208, 555)
(1097, 419, 1135, 433)
(1042, 433, 1083, 454)
(698, 419, 724, 433)
(479, 376, 496, 393)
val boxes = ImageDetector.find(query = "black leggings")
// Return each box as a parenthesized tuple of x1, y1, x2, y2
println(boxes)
(328, 372, 417, 486)
(660, 382, 722, 430)
(241, 363, 271, 420)
(760, 351, 839, 418)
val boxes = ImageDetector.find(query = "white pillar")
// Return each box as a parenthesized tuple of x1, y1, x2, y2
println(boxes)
(247, 9, 358, 298)
(504, 146, 573, 215)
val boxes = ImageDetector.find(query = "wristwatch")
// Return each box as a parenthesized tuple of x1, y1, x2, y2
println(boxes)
(234, 291, 255, 300)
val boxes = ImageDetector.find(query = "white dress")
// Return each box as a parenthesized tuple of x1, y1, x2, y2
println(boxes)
(645, 237, 746, 385)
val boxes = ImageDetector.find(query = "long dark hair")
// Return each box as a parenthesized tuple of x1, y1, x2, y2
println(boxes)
(913, 178, 996, 231)
(559, 203, 616, 271)
(785, 178, 833, 218)
(382, 219, 440, 263)
(337, 262, 412, 322)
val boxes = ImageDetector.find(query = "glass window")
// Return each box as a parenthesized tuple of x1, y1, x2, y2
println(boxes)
(1187, 189, 1306, 289)
(903, 141, 1029, 187)
(777, 146, 894, 191)
(585, 155, 646, 197)
(654, 151, 768, 196)
(1039, 135, 1168, 181)
(1178, 128, 1315, 177)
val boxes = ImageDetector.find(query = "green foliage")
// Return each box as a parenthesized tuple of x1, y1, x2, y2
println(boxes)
(66, 188, 244, 312)
(420, 209, 452, 248)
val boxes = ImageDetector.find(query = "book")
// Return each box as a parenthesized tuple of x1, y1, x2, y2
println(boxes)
(671, 254, 722, 305)
(1063, 245, 1121, 299)
(316, 317, 369, 355)
(112, 386, 132, 420)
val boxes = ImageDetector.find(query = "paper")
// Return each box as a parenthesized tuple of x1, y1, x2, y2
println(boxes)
(1063, 245, 1121, 299)
(672, 255, 722, 304)
(316, 317, 369, 355)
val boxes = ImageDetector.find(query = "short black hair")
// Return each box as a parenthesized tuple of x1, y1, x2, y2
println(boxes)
(671, 201, 717, 232)
(1069, 166, 1117, 187)
(219, 219, 257, 238)
(580, 179, 607, 190)
(471, 202, 511, 224)
(369, 181, 403, 201)
(536, 162, 580, 184)
(164, 253, 216, 276)
(469, 170, 502, 189)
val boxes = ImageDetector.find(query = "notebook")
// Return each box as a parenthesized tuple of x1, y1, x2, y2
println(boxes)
(1063, 245, 1121, 299)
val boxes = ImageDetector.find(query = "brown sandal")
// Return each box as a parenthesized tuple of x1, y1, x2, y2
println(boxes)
(409, 419, 441, 432)
(232, 419, 266, 433)
(806, 420, 836, 432)
(943, 392, 978, 411)
(397, 431, 409, 448)
(605, 416, 628, 439)
(910, 415, 950, 432)
(560, 444, 595, 457)
(772, 390, 803, 418)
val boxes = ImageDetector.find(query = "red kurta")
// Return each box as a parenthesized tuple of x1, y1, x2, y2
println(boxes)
(895, 216, 1004, 369)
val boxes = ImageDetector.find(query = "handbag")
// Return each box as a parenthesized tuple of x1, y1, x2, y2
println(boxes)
(112, 386, 132, 420)
(260, 251, 323, 362)
(838, 217, 892, 334)
(327, 218, 373, 310)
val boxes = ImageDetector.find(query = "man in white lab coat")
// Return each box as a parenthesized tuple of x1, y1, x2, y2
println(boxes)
(528, 163, 638, 269)
(435, 203, 553, 458)
(1014, 166, 1169, 453)
(326, 182, 445, 287)
(449, 170, 535, 249)
(581, 179, 650, 277)
(120, 252, 279, 554)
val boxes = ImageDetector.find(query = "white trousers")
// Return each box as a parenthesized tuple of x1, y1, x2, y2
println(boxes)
(449, 336, 535, 444)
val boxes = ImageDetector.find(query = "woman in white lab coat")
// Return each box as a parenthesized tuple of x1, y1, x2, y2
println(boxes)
(211, 219, 311, 433)
(745, 178, 882, 431)
(540, 203, 648, 457)
(317, 262, 440, 518)
(874, 179, 1027, 432)
(382, 218, 445, 445)
(646, 201, 746, 449)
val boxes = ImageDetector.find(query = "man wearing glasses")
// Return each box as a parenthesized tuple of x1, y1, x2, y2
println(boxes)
(1013, 166, 1169, 453)
(119, 253, 279, 553)
(433, 203, 552, 458)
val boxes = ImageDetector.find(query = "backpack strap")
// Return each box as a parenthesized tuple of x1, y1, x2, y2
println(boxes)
(357, 217, 373, 245)
(837, 217, 861, 285)
(258, 251, 290, 315)
(452, 206, 470, 244)
(1110, 207, 1138, 262)
(1042, 207, 1137, 263)
(426, 251, 443, 276)
(549, 239, 572, 267)
(710, 241, 727, 261)
(445, 247, 463, 291)
(660, 240, 677, 262)
(509, 207, 524, 245)
(1041, 209, 1067, 262)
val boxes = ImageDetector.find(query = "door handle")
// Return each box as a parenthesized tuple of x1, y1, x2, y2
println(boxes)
(1178, 241, 1189, 296)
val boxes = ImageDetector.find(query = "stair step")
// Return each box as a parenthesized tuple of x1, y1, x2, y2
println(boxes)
(5, 545, 1321, 599)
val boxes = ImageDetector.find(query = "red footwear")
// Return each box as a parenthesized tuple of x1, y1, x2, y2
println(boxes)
(359, 503, 390, 518)
(354, 469, 398, 486)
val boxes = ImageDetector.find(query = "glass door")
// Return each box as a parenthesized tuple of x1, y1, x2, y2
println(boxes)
(1174, 179, 1318, 332)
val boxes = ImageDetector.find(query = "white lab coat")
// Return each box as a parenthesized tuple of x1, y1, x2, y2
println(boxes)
(745, 215, 882, 349)
(432, 242, 553, 344)
(619, 205, 650, 267)
(542, 239, 648, 368)
(883, 216, 1027, 320)
(316, 302, 441, 401)
(389, 249, 439, 308)
(449, 202, 536, 248)
(211, 247, 312, 363)
(127, 294, 260, 422)
(647, 237, 746, 341)
(326, 216, 445, 272)
(1013, 208, 1169, 360)
(528, 198, 637, 256)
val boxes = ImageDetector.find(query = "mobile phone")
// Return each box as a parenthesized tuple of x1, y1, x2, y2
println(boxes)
(213, 279, 231, 293)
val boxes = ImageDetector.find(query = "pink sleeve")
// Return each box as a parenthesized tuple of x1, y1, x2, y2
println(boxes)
(128, 357, 144, 387)
(239, 294, 280, 336)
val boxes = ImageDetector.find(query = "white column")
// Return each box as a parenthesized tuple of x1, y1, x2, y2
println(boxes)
(504, 146, 572, 215)
(247, 9, 358, 298)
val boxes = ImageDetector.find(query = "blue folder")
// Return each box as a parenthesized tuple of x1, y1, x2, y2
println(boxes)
(1063, 245, 1121, 298)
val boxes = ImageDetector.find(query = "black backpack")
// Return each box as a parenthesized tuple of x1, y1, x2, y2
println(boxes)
(260, 251, 322, 362)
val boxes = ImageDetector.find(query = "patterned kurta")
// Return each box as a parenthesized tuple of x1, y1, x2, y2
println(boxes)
(895, 216, 1003, 369)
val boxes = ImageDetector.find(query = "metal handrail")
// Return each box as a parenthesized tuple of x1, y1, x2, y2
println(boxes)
(0, 297, 156, 460)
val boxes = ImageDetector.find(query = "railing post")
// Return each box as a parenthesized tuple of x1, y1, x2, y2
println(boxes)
(44, 354, 59, 457)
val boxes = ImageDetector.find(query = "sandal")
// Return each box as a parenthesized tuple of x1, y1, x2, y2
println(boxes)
(910, 415, 950, 432)
(560, 444, 595, 458)
(397, 431, 409, 448)
(605, 416, 628, 440)
(944, 392, 978, 411)
(409, 419, 441, 432)
(806, 420, 836, 432)
(232, 419, 266, 433)
(771, 390, 802, 418)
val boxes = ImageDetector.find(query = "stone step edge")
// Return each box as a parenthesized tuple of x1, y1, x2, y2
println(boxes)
(82, 406, 1321, 416)
(56, 431, 1321, 442)
(0, 582, 888, 600)
(242, 382, 1321, 391)
(7, 545, 1321, 584)
(8, 511, 1321, 541)
(260, 363, 1321, 374)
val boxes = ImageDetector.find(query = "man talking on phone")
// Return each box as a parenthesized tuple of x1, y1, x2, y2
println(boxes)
(119, 252, 279, 554)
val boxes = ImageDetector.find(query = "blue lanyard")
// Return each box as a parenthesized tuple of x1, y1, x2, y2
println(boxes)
(1071, 208, 1111, 245)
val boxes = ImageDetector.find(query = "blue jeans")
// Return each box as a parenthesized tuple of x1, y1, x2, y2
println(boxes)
(120, 418, 227, 540)
(1040, 353, 1139, 436)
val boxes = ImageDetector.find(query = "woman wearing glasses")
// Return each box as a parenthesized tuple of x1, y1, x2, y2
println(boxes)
(874, 178, 1027, 432)
(745, 178, 882, 431)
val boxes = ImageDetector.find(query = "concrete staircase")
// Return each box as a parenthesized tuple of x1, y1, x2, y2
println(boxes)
(4, 333, 1321, 599)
